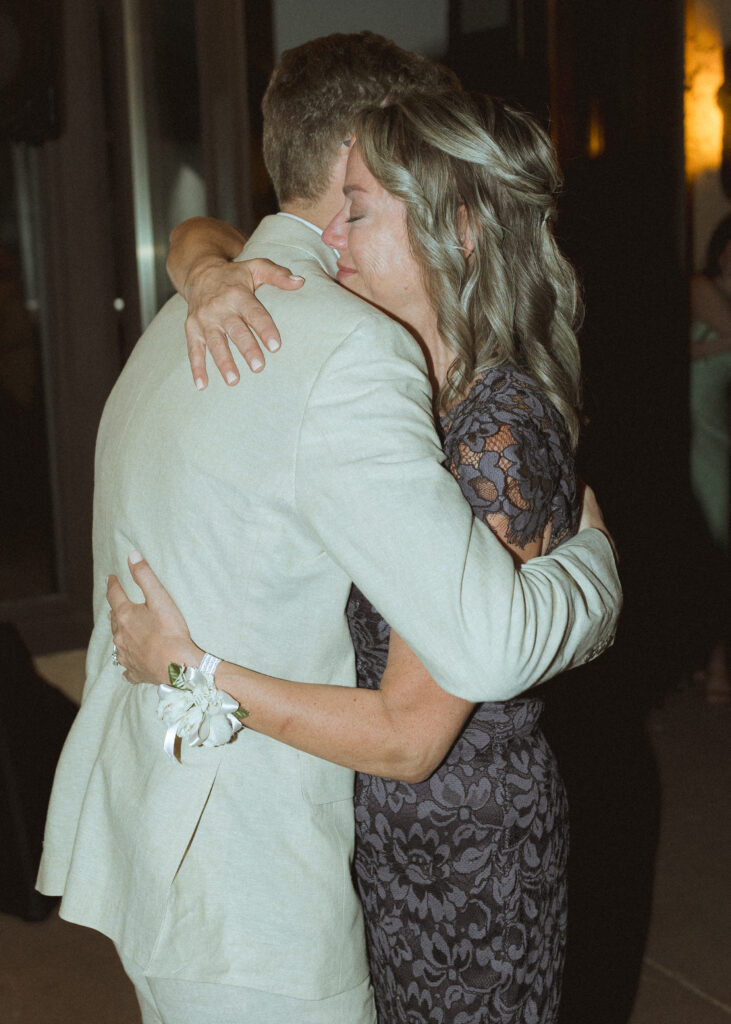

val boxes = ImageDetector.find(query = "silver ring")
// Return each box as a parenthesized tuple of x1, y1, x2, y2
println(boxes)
(112, 644, 120, 666)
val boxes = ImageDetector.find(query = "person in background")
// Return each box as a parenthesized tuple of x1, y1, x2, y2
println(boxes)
(689, 213, 731, 704)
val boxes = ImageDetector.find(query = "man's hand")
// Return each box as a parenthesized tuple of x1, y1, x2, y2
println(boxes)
(183, 256, 304, 389)
(579, 483, 618, 564)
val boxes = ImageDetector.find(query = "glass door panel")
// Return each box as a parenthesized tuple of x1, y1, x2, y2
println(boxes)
(123, 0, 206, 329)
(0, 139, 57, 601)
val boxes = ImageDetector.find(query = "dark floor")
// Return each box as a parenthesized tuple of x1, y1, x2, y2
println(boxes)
(628, 685, 731, 1022)
(0, 659, 729, 1023)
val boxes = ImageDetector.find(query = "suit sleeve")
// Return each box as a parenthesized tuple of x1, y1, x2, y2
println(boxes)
(294, 316, 621, 701)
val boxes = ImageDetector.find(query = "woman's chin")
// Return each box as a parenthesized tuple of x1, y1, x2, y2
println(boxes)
(338, 275, 365, 300)
(338, 279, 403, 325)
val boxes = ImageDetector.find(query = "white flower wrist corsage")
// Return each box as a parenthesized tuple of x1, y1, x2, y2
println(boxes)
(157, 653, 250, 759)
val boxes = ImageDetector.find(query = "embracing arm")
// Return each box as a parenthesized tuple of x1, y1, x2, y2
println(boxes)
(107, 423, 560, 781)
(108, 557, 472, 782)
(167, 217, 304, 386)
(214, 634, 474, 781)
(294, 324, 620, 701)
(167, 216, 247, 294)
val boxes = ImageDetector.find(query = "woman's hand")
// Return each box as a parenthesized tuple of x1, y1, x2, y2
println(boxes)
(183, 256, 305, 388)
(107, 552, 202, 685)
(690, 330, 731, 360)
(578, 482, 618, 564)
(166, 216, 304, 388)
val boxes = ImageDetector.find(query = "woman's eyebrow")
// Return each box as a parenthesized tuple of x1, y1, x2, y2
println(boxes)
(343, 184, 367, 197)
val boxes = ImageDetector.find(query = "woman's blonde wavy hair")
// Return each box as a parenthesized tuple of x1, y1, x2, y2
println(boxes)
(355, 91, 583, 448)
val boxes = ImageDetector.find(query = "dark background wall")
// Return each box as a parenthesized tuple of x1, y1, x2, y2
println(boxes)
(448, 4, 687, 1021)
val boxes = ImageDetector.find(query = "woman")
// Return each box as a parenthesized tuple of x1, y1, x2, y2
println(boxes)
(110, 91, 583, 1023)
(689, 215, 731, 704)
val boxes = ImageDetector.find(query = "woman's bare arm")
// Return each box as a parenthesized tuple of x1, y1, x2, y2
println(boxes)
(108, 503, 546, 783)
(167, 217, 304, 387)
(216, 629, 475, 783)
(167, 217, 247, 294)
(108, 554, 472, 783)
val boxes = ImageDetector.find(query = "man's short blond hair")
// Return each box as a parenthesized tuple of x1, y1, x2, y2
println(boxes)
(261, 31, 459, 206)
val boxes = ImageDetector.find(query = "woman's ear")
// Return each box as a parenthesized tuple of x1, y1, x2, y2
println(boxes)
(457, 204, 475, 257)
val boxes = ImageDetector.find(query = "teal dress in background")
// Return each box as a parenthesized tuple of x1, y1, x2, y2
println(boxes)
(690, 320, 731, 552)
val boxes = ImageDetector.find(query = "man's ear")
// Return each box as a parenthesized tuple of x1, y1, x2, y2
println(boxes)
(457, 204, 475, 257)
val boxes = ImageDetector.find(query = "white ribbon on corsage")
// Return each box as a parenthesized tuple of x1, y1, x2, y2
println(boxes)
(157, 662, 249, 759)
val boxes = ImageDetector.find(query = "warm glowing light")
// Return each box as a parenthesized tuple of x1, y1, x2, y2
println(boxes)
(684, 0, 724, 180)
(587, 98, 606, 159)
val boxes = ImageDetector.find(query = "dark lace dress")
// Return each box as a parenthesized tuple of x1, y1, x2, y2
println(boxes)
(346, 366, 579, 1024)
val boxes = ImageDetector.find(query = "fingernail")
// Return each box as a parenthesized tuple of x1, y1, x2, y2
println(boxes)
(250, 357, 264, 371)
(195, 377, 206, 391)
(265, 337, 280, 352)
(225, 370, 238, 384)
(129, 550, 143, 565)
(289, 275, 304, 282)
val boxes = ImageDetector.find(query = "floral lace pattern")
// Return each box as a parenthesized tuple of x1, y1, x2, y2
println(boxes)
(347, 366, 579, 1023)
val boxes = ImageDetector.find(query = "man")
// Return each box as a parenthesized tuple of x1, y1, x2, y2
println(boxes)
(38, 32, 620, 1024)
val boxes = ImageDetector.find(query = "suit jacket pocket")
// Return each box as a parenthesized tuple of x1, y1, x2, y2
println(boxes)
(299, 751, 355, 805)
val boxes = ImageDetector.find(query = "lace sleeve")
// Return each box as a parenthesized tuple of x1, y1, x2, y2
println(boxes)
(442, 370, 577, 552)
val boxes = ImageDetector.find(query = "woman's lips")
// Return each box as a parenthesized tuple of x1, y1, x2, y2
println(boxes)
(336, 263, 356, 283)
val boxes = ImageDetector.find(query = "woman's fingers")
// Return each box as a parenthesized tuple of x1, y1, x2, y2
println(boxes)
(107, 574, 132, 672)
(184, 305, 262, 383)
(106, 573, 130, 616)
(107, 554, 173, 617)
(127, 551, 165, 605)
(127, 551, 191, 635)
(248, 257, 304, 292)
(214, 320, 265, 377)
(105, 554, 196, 685)
(578, 482, 619, 564)
(205, 324, 243, 382)
(181, 258, 304, 386)
(187, 330, 210, 391)
(246, 258, 304, 355)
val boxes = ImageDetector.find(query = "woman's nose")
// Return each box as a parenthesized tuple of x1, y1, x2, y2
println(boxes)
(322, 208, 347, 250)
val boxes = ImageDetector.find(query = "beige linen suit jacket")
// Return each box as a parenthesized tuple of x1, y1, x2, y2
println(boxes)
(38, 215, 620, 1001)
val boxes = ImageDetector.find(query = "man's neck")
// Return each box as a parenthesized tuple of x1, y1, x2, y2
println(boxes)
(277, 211, 322, 234)
(279, 146, 349, 231)
(280, 200, 332, 233)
